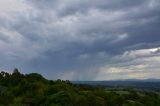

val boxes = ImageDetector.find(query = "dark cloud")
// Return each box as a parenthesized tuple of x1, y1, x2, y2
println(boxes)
(0, 0, 160, 80)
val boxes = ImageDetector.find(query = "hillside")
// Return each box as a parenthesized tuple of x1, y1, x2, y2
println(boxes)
(0, 69, 160, 106)
(72, 80, 160, 91)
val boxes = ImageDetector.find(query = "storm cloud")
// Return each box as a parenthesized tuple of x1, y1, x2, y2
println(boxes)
(0, 0, 160, 80)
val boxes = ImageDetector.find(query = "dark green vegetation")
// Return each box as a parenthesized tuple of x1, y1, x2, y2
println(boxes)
(0, 69, 160, 106)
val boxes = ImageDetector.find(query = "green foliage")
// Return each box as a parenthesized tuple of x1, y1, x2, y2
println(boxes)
(0, 69, 160, 106)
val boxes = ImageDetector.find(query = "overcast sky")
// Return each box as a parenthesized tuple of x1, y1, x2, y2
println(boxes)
(0, 0, 160, 80)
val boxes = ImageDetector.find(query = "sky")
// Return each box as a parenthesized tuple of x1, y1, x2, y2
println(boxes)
(0, 0, 160, 80)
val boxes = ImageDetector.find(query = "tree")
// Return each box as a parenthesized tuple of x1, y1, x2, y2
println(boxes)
(25, 73, 46, 82)
(13, 68, 20, 74)
(11, 68, 24, 85)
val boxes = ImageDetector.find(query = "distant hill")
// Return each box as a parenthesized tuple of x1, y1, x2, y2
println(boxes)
(72, 79, 160, 90)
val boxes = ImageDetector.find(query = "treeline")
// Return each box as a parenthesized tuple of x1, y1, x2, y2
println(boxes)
(0, 69, 160, 106)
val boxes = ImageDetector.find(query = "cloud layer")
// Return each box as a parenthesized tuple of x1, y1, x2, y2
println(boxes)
(0, 0, 160, 80)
